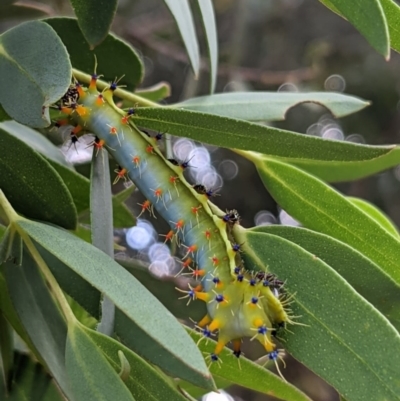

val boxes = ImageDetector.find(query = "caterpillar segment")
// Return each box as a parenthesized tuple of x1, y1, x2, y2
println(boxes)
(56, 76, 290, 369)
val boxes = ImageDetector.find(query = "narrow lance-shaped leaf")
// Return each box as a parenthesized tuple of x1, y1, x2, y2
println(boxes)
(66, 321, 135, 401)
(195, 0, 218, 93)
(175, 92, 369, 121)
(3, 248, 71, 398)
(16, 219, 214, 390)
(319, 0, 390, 59)
(348, 197, 399, 237)
(36, 242, 101, 320)
(133, 108, 395, 160)
(163, 0, 200, 77)
(280, 146, 400, 182)
(250, 225, 400, 331)
(380, 0, 400, 54)
(90, 148, 115, 336)
(238, 229, 400, 401)
(0, 275, 38, 360)
(254, 156, 400, 285)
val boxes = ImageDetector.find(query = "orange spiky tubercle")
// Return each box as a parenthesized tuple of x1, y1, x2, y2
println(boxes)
(57, 77, 291, 365)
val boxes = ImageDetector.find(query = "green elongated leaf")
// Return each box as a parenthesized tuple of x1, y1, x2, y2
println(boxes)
(0, 128, 77, 230)
(90, 148, 113, 257)
(255, 157, 400, 285)
(0, 21, 71, 127)
(0, 275, 38, 359)
(0, 311, 13, 395)
(319, 0, 389, 59)
(163, 0, 200, 77)
(381, 0, 400, 53)
(0, 121, 69, 167)
(348, 197, 399, 237)
(17, 219, 214, 390)
(4, 353, 65, 401)
(3, 248, 71, 398)
(195, 0, 218, 93)
(90, 148, 115, 336)
(323, 0, 400, 55)
(176, 92, 369, 121)
(239, 230, 400, 401)
(133, 108, 399, 166)
(69, 0, 117, 47)
(284, 146, 400, 182)
(45, 18, 143, 91)
(250, 225, 400, 330)
(37, 243, 100, 319)
(66, 321, 135, 401)
(84, 326, 189, 401)
(186, 328, 312, 401)
(135, 82, 171, 102)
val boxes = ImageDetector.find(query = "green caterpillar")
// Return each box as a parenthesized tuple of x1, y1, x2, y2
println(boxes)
(56, 73, 291, 368)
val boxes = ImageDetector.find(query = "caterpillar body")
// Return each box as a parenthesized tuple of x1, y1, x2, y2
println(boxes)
(57, 75, 290, 366)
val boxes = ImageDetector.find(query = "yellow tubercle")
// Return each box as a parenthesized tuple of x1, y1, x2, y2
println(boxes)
(209, 319, 221, 332)
(76, 85, 86, 98)
(195, 291, 211, 302)
(89, 77, 98, 92)
(214, 337, 229, 355)
(75, 104, 89, 117)
(197, 314, 211, 327)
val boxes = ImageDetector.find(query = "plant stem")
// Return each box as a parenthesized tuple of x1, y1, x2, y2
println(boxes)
(21, 234, 76, 323)
(72, 69, 161, 108)
(0, 191, 19, 224)
(0, 190, 76, 323)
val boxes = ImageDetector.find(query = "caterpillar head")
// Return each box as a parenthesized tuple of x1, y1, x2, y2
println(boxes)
(197, 269, 289, 356)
